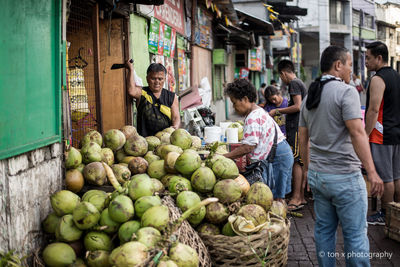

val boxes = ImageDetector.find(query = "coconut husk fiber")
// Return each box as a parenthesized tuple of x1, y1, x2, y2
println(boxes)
(200, 217, 290, 266)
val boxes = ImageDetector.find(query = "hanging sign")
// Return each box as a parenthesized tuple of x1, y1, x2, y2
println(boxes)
(157, 22, 165, 55)
(163, 24, 172, 57)
(154, 0, 185, 35)
(249, 48, 262, 71)
(170, 28, 176, 58)
(148, 17, 160, 54)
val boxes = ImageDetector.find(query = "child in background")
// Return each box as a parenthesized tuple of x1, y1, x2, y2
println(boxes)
(263, 85, 288, 136)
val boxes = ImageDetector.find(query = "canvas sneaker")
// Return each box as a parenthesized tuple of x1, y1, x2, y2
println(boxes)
(367, 210, 385, 226)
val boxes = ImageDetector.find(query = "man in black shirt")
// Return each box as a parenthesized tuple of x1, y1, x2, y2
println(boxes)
(270, 60, 307, 211)
(126, 61, 180, 137)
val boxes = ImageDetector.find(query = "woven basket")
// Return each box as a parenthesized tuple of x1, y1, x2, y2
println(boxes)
(200, 218, 290, 266)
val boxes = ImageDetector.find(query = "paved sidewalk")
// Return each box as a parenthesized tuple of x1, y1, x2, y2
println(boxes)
(287, 199, 400, 266)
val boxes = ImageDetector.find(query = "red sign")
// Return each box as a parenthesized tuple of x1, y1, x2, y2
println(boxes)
(154, 0, 185, 35)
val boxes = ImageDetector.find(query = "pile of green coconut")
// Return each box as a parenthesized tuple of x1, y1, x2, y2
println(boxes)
(42, 126, 286, 266)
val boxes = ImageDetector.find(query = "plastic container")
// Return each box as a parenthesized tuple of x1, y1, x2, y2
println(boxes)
(226, 127, 239, 143)
(220, 121, 233, 138)
(204, 126, 221, 143)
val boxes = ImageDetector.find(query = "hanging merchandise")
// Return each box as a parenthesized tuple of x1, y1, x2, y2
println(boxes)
(249, 48, 262, 71)
(163, 24, 172, 57)
(157, 22, 165, 55)
(68, 48, 90, 122)
(149, 17, 160, 54)
(178, 48, 186, 92)
(240, 68, 250, 79)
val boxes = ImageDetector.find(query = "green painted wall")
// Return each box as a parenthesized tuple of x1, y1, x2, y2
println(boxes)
(0, 0, 62, 160)
(352, 26, 376, 40)
(130, 14, 150, 86)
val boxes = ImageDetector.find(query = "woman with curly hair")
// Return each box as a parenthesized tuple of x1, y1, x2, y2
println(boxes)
(223, 79, 294, 202)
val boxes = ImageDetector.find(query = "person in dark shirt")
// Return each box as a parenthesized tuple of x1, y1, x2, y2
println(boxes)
(126, 61, 180, 137)
(263, 85, 288, 136)
(365, 41, 400, 225)
(271, 59, 307, 211)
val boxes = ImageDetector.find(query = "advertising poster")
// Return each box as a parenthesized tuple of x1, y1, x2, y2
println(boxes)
(170, 28, 176, 58)
(177, 48, 186, 92)
(163, 24, 172, 57)
(249, 48, 262, 71)
(165, 57, 176, 92)
(239, 68, 250, 79)
(148, 17, 160, 54)
(157, 22, 165, 55)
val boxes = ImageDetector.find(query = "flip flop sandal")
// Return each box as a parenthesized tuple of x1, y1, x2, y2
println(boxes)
(287, 203, 304, 211)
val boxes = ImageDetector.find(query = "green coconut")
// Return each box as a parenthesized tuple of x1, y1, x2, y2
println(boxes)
(82, 130, 103, 147)
(176, 191, 201, 212)
(170, 129, 192, 150)
(72, 201, 101, 230)
(168, 177, 192, 195)
(169, 242, 199, 267)
(205, 202, 229, 224)
(55, 214, 83, 242)
(164, 152, 180, 173)
(187, 206, 206, 226)
(147, 159, 167, 179)
(163, 127, 176, 134)
(128, 157, 148, 174)
(158, 260, 179, 267)
(161, 174, 181, 187)
(101, 148, 115, 166)
(134, 195, 162, 218)
(86, 250, 110, 267)
(143, 151, 160, 165)
(83, 162, 107, 186)
(160, 144, 184, 159)
(212, 157, 239, 179)
(42, 212, 61, 234)
(124, 135, 148, 156)
(155, 131, 171, 144)
(108, 195, 134, 223)
(70, 258, 86, 267)
(104, 129, 126, 151)
(120, 125, 138, 140)
(82, 190, 109, 212)
(109, 242, 148, 266)
(66, 147, 82, 169)
(237, 204, 268, 226)
(151, 178, 164, 193)
(190, 136, 202, 150)
(115, 149, 127, 163)
(222, 222, 236, 236)
(128, 174, 155, 201)
(145, 136, 161, 151)
(76, 163, 85, 173)
(141, 205, 169, 231)
(136, 227, 161, 248)
(246, 182, 274, 212)
(118, 220, 141, 244)
(111, 164, 131, 184)
(99, 208, 121, 234)
(213, 179, 242, 204)
(51, 190, 80, 216)
(155, 144, 167, 157)
(190, 167, 216, 193)
(197, 223, 221, 235)
(84, 231, 113, 251)
(205, 154, 225, 168)
(174, 151, 202, 176)
(270, 201, 287, 219)
(81, 142, 103, 164)
(42, 242, 76, 267)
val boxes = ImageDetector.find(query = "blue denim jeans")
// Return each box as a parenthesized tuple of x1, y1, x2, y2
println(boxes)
(308, 170, 370, 267)
(271, 140, 294, 198)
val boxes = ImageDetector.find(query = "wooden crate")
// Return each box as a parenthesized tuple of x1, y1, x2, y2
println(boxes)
(384, 202, 400, 242)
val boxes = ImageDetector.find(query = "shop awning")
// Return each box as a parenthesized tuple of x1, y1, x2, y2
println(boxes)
(215, 23, 255, 49)
(235, 9, 275, 36)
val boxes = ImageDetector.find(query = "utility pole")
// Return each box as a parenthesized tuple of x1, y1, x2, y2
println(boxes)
(296, 0, 300, 78)
(358, 9, 364, 83)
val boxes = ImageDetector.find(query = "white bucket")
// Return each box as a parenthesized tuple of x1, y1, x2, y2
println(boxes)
(219, 121, 233, 138)
(226, 127, 239, 143)
(204, 126, 221, 143)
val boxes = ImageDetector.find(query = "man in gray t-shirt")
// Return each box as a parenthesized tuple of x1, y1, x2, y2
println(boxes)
(298, 45, 383, 267)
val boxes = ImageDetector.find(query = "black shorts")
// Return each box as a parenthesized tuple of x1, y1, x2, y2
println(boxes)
(286, 125, 302, 165)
